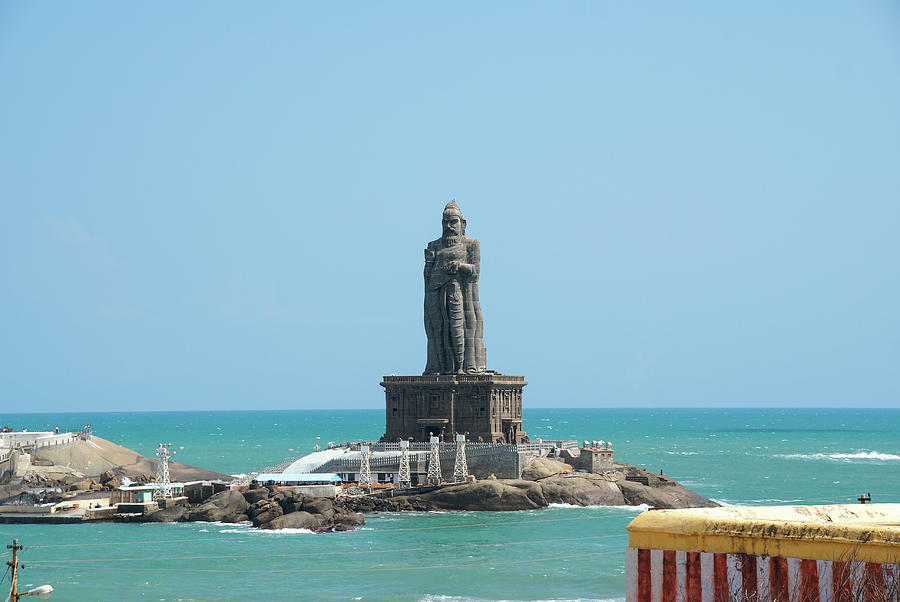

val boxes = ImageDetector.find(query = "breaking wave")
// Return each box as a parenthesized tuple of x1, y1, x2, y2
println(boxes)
(547, 503, 651, 512)
(779, 451, 900, 462)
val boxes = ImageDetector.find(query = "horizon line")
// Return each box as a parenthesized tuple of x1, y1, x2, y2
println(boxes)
(3, 406, 899, 416)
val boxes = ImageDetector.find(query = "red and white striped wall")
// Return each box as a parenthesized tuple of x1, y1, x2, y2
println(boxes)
(625, 547, 900, 601)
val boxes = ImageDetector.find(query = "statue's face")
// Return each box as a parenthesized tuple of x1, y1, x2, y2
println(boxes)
(442, 211, 462, 238)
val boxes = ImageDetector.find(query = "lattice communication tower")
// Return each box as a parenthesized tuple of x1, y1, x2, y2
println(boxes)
(452, 434, 468, 482)
(359, 445, 372, 490)
(426, 436, 442, 485)
(154, 442, 174, 500)
(398, 440, 411, 488)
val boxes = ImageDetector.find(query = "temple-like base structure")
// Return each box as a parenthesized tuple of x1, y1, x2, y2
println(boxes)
(381, 373, 527, 443)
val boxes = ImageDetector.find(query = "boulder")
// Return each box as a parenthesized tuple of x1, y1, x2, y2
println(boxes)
(144, 505, 189, 523)
(302, 497, 335, 520)
(521, 457, 574, 481)
(617, 479, 717, 509)
(188, 489, 249, 523)
(538, 475, 625, 506)
(261, 511, 323, 530)
(98, 470, 116, 485)
(277, 496, 298, 515)
(242, 488, 270, 505)
(334, 512, 365, 527)
(251, 503, 284, 527)
(136, 473, 156, 484)
(210, 489, 250, 512)
(417, 480, 547, 511)
(248, 498, 275, 515)
(67, 478, 96, 492)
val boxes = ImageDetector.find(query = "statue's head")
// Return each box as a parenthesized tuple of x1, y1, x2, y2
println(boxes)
(442, 201, 466, 239)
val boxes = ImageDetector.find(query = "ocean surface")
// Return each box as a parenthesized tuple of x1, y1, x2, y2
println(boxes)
(2, 408, 899, 601)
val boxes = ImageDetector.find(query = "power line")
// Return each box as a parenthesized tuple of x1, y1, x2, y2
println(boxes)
(23, 551, 622, 574)
(24, 534, 625, 565)
(26, 513, 637, 549)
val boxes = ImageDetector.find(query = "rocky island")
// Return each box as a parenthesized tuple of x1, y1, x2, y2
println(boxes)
(135, 456, 715, 532)
(1, 202, 716, 532)
(1, 429, 715, 532)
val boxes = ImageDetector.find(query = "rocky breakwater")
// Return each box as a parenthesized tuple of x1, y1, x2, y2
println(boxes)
(134, 458, 714, 532)
(341, 458, 717, 513)
(139, 485, 366, 533)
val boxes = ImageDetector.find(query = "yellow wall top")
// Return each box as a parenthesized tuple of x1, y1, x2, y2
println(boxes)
(627, 503, 900, 563)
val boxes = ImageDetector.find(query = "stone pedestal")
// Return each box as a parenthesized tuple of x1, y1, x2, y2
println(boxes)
(381, 373, 527, 443)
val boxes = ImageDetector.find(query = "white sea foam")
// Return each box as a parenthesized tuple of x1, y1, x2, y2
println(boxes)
(548, 503, 651, 512)
(749, 498, 805, 503)
(217, 525, 315, 535)
(663, 451, 698, 455)
(779, 451, 900, 462)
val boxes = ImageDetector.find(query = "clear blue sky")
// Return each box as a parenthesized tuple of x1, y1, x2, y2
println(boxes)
(1, 2, 898, 411)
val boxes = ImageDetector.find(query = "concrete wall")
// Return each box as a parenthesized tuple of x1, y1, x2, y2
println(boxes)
(0, 432, 76, 449)
(0, 451, 10, 484)
(0, 505, 53, 514)
(290, 485, 341, 498)
(625, 503, 900, 601)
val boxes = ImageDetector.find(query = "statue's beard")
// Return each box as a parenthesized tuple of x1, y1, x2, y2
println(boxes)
(442, 234, 460, 246)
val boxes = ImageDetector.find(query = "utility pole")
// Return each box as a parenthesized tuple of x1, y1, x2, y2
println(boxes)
(8, 538, 23, 601)
(6, 540, 52, 601)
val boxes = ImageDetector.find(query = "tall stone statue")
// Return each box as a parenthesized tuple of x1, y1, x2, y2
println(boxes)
(423, 201, 486, 374)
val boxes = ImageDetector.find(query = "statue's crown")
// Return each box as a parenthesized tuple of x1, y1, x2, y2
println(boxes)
(443, 200, 462, 215)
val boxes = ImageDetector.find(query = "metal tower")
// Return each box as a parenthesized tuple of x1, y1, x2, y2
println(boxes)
(359, 445, 372, 490)
(154, 442, 174, 500)
(452, 434, 468, 483)
(426, 436, 442, 485)
(398, 440, 411, 488)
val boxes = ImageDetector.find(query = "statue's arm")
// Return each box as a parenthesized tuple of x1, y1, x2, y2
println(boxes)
(424, 245, 435, 282)
(458, 240, 480, 280)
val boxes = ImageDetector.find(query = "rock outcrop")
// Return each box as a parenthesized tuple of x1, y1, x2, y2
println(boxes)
(380, 458, 716, 512)
(187, 490, 249, 523)
(137, 485, 370, 533)
(521, 457, 574, 481)
(417, 480, 546, 511)
(261, 511, 322, 530)
(144, 505, 190, 523)
(538, 474, 625, 506)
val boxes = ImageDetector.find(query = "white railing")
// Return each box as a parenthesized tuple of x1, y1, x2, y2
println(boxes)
(0, 432, 78, 452)
(248, 438, 582, 479)
(33, 434, 77, 449)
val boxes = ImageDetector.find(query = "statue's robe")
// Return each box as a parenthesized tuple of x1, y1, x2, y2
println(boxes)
(423, 236, 486, 374)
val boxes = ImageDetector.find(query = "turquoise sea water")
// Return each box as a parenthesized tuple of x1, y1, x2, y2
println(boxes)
(2, 408, 899, 601)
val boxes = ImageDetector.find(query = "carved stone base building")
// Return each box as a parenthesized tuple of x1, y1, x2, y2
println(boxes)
(381, 373, 526, 443)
